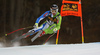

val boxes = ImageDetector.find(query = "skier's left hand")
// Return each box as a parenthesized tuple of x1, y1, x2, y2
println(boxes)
(33, 23, 38, 29)
(53, 28, 57, 33)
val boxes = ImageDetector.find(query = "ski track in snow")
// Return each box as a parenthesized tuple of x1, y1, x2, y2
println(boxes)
(0, 42, 100, 55)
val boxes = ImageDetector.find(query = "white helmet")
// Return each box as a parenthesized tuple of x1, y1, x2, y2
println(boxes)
(50, 4, 58, 15)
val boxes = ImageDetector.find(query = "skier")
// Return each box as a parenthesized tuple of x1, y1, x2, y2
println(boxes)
(27, 4, 62, 42)
(11, 4, 62, 42)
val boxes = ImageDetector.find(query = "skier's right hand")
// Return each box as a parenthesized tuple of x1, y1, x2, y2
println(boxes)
(33, 23, 38, 29)
(53, 28, 57, 33)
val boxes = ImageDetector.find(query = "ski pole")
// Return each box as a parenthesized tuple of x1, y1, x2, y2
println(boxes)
(43, 33, 55, 45)
(56, 30, 59, 45)
(5, 26, 33, 36)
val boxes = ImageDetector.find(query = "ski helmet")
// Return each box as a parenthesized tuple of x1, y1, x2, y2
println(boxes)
(50, 4, 58, 15)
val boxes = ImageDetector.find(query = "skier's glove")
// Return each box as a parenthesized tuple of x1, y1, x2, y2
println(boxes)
(53, 28, 57, 33)
(34, 23, 38, 28)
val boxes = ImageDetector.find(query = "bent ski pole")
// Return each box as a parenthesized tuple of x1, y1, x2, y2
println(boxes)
(43, 33, 55, 45)
(5, 26, 33, 36)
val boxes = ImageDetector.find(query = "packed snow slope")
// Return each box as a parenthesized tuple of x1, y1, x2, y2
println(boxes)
(0, 42, 100, 55)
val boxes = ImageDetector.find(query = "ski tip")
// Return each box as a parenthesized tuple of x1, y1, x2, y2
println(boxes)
(31, 39, 33, 42)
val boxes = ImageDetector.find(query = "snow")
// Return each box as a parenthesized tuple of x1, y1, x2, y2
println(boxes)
(0, 42, 100, 55)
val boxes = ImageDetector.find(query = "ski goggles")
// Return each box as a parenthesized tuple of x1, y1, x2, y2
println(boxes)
(50, 8, 58, 13)
(51, 10, 56, 13)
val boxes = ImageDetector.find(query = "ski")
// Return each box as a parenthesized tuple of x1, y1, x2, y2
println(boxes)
(11, 31, 35, 43)
(31, 30, 42, 42)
